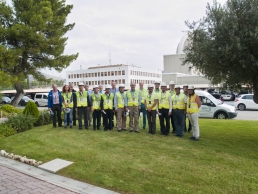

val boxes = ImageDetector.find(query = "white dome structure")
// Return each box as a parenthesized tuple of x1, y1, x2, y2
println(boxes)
(176, 34, 190, 54)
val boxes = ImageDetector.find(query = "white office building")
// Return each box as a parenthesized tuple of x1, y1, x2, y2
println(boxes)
(66, 64, 162, 89)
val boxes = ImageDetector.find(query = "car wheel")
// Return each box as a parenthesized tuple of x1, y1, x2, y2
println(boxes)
(215, 112, 228, 119)
(238, 103, 246, 111)
(35, 102, 39, 107)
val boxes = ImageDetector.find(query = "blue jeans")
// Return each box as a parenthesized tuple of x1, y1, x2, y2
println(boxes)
(139, 103, 146, 128)
(64, 108, 73, 126)
(172, 109, 185, 136)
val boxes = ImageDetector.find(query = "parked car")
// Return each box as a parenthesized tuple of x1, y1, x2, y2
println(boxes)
(220, 90, 235, 101)
(1, 96, 11, 104)
(211, 93, 224, 103)
(11, 96, 35, 106)
(196, 90, 237, 119)
(34, 93, 48, 107)
(234, 94, 258, 111)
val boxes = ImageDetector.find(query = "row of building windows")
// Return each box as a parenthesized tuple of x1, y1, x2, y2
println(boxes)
(68, 70, 126, 79)
(130, 70, 161, 78)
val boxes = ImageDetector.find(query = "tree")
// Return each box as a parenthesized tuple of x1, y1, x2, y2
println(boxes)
(0, 0, 78, 106)
(183, 0, 258, 103)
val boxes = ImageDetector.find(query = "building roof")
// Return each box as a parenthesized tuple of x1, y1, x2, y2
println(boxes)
(88, 64, 128, 69)
(176, 34, 190, 54)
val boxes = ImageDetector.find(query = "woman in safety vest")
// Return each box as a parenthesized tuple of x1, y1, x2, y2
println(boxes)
(61, 85, 74, 128)
(186, 86, 201, 141)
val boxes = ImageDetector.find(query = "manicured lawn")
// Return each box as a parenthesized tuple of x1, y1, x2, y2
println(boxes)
(0, 119, 258, 194)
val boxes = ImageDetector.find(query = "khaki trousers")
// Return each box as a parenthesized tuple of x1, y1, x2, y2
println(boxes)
(116, 108, 126, 130)
(128, 106, 139, 131)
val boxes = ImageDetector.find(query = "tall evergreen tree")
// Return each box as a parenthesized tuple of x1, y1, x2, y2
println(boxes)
(183, 0, 258, 103)
(0, 0, 78, 105)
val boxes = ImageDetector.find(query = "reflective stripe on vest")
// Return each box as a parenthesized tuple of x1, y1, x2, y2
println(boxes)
(172, 92, 185, 110)
(127, 90, 139, 106)
(158, 91, 170, 109)
(102, 93, 114, 109)
(146, 93, 157, 110)
(62, 92, 73, 108)
(139, 89, 147, 103)
(116, 92, 125, 108)
(76, 91, 88, 107)
(187, 94, 199, 113)
(91, 93, 101, 110)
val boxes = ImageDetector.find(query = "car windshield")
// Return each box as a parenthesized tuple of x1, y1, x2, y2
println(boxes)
(207, 94, 222, 105)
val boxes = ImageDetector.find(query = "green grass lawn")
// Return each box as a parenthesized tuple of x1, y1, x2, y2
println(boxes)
(0, 119, 258, 194)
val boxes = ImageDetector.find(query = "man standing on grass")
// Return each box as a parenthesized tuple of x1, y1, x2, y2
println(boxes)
(100, 85, 114, 131)
(110, 81, 118, 128)
(172, 85, 187, 138)
(114, 84, 127, 132)
(145, 84, 158, 135)
(183, 84, 192, 132)
(91, 85, 101, 130)
(126, 83, 141, 133)
(169, 81, 176, 133)
(48, 84, 63, 128)
(138, 82, 147, 129)
(85, 84, 93, 126)
(158, 82, 172, 136)
(68, 83, 77, 126)
(76, 82, 91, 130)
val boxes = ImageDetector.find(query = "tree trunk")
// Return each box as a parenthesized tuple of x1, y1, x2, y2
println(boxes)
(10, 83, 25, 106)
(253, 77, 258, 104)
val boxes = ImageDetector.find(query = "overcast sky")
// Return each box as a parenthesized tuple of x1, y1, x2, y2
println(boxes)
(9, 0, 228, 78)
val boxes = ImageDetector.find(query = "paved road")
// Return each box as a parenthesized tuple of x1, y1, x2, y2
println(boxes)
(0, 165, 77, 194)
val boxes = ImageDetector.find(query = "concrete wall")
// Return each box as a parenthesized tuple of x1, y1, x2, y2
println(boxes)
(163, 54, 190, 74)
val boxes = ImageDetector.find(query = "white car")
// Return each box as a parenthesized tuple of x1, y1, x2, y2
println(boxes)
(195, 90, 238, 119)
(234, 94, 258, 111)
(11, 96, 35, 106)
(34, 93, 48, 107)
(1, 96, 11, 104)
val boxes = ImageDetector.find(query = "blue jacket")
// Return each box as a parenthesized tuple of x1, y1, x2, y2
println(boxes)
(48, 90, 63, 108)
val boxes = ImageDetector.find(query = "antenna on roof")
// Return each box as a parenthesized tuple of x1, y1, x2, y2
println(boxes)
(109, 45, 111, 65)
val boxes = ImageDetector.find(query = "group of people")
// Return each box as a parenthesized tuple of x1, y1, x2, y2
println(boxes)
(47, 81, 201, 141)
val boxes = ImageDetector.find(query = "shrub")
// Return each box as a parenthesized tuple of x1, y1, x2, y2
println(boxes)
(35, 110, 52, 126)
(5, 114, 36, 133)
(0, 104, 17, 113)
(23, 101, 40, 121)
(0, 124, 17, 137)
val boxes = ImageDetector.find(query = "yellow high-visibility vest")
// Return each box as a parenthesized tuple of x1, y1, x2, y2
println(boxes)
(115, 92, 126, 108)
(158, 91, 171, 109)
(138, 88, 147, 103)
(172, 93, 185, 110)
(145, 93, 157, 110)
(169, 89, 176, 96)
(102, 93, 114, 110)
(76, 91, 88, 107)
(91, 93, 101, 110)
(62, 92, 73, 108)
(127, 90, 139, 106)
(187, 94, 199, 113)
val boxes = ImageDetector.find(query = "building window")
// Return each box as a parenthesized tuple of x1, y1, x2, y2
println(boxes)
(74, 82, 76, 86)
(108, 80, 111, 84)
(105, 72, 107, 76)
(122, 70, 125, 75)
(118, 80, 121, 84)
(122, 79, 125, 84)
(118, 71, 121, 76)
(101, 72, 103, 76)
(108, 72, 110, 76)
(115, 71, 117, 76)
(95, 73, 97, 77)
(111, 71, 114, 76)
(105, 80, 107, 84)
(130, 70, 132, 75)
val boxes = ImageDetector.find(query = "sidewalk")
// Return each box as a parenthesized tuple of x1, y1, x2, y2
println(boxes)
(0, 156, 118, 194)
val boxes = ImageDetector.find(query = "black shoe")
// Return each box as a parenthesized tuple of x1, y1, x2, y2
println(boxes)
(104, 129, 108, 131)
(70, 126, 72, 129)
(134, 130, 139, 133)
(79, 127, 82, 130)
(122, 129, 127, 131)
(188, 136, 194, 139)
(93, 128, 96, 130)
(58, 125, 63, 127)
(129, 130, 133, 132)
(73, 124, 76, 126)
(97, 128, 100, 130)
(192, 137, 199, 141)
(85, 127, 89, 129)
(53, 125, 56, 128)
(64, 126, 67, 129)
(118, 130, 122, 132)
(174, 134, 179, 136)
(178, 135, 183, 138)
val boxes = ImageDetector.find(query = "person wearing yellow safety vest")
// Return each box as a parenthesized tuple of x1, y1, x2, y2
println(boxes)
(154, 80, 161, 94)
(114, 84, 127, 132)
(169, 81, 176, 133)
(158, 82, 172, 136)
(75, 82, 92, 130)
(85, 84, 93, 127)
(91, 85, 101, 130)
(125, 83, 141, 133)
(100, 85, 114, 131)
(186, 86, 201, 141)
(138, 82, 147, 129)
(172, 85, 187, 138)
(183, 84, 192, 133)
(61, 85, 74, 129)
(145, 84, 158, 134)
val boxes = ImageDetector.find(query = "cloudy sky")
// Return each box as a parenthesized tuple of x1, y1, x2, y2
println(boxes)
(9, 0, 228, 78)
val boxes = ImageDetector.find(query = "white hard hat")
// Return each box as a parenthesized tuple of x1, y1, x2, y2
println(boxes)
(63, 108, 71, 113)
(175, 85, 181, 89)
(154, 80, 161, 84)
(119, 84, 125, 88)
(160, 82, 167, 87)
(147, 84, 154, 88)
(105, 85, 111, 89)
(78, 82, 84, 86)
(124, 109, 130, 116)
(188, 86, 195, 90)
(183, 84, 188, 87)
(93, 85, 99, 89)
(169, 81, 175, 85)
